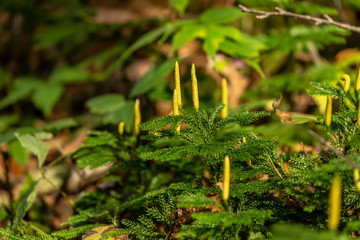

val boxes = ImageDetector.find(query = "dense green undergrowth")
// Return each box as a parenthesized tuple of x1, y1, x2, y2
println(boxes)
(2, 62, 360, 240)
(2, 0, 360, 239)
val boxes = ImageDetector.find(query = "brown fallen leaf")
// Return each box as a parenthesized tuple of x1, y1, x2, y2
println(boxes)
(273, 96, 317, 124)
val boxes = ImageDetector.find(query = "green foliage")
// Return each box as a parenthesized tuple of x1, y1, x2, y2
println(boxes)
(3, 1, 360, 239)
(15, 132, 52, 167)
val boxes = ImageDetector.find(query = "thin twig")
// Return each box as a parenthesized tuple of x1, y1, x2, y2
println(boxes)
(238, 4, 360, 33)
(308, 130, 360, 170)
(301, 142, 308, 156)
(251, 132, 284, 180)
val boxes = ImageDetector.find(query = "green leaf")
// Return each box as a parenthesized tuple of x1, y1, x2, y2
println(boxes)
(120, 27, 167, 63)
(202, 25, 242, 57)
(86, 94, 126, 114)
(199, 7, 244, 24)
(43, 118, 78, 131)
(8, 140, 29, 166)
(171, 23, 205, 54)
(35, 23, 98, 49)
(0, 77, 41, 110)
(15, 175, 38, 226)
(130, 59, 177, 98)
(169, 0, 189, 16)
(32, 83, 64, 116)
(50, 65, 90, 83)
(0, 114, 18, 133)
(15, 132, 51, 167)
(103, 101, 134, 131)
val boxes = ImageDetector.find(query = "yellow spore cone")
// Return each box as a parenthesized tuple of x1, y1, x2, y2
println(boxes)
(325, 95, 332, 127)
(355, 65, 360, 92)
(340, 74, 351, 93)
(175, 61, 182, 106)
(354, 169, 360, 191)
(118, 122, 125, 135)
(173, 90, 180, 133)
(134, 99, 141, 135)
(222, 156, 230, 202)
(191, 64, 199, 111)
(221, 78, 228, 119)
(328, 174, 342, 231)
(358, 96, 360, 127)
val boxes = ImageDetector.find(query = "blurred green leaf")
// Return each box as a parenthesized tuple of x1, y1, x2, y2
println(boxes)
(271, 224, 349, 240)
(171, 23, 205, 54)
(9, 140, 29, 166)
(104, 101, 134, 132)
(169, 0, 189, 16)
(43, 118, 78, 131)
(50, 65, 90, 84)
(130, 59, 177, 98)
(0, 114, 18, 133)
(35, 24, 98, 49)
(0, 77, 41, 110)
(86, 94, 126, 114)
(199, 7, 244, 24)
(31, 83, 64, 116)
(15, 132, 51, 167)
(15, 175, 38, 226)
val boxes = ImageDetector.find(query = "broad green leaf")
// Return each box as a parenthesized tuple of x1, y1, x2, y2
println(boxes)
(199, 7, 244, 24)
(35, 24, 98, 49)
(169, 0, 189, 16)
(120, 27, 167, 63)
(104, 101, 134, 132)
(9, 140, 29, 166)
(43, 118, 78, 131)
(0, 77, 41, 110)
(130, 59, 177, 98)
(243, 59, 265, 79)
(50, 65, 90, 83)
(171, 23, 205, 54)
(86, 94, 126, 114)
(219, 39, 259, 58)
(31, 83, 64, 116)
(0, 114, 18, 133)
(15, 132, 51, 167)
(97, 26, 168, 81)
(15, 175, 38, 226)
(203, 25, 242, 57)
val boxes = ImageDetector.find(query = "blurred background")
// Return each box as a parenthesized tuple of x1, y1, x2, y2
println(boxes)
(1, 0, 360, 232)
(1, 0, 360, 142)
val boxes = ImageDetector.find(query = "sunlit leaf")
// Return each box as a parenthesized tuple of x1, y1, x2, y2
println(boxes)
(32, 83, 64, 116)
(86, 94, 126, 114)
(15, 132, 51, 167)
(130, 59, 177, 98)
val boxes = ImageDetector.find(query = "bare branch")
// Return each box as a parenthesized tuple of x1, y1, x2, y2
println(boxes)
(238, 4, 360, 33)
(308, 130, 360, 170)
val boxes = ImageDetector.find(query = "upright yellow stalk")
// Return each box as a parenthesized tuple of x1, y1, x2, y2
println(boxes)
(355, 65, 360, 92)
(325, 95, 332, 127)
(221, 78, 228, 119)
(118, 122, 125, 136)
(340, 74, 351, 93)
(134, 99, 141, 135)
(191, 64, 199, 111)
(173, 90, 180, 133)
(328, 174, 342, 231)
(354, 169, 360, 191)
(358, 96, 360, 127)
(175, 61, 182, 106)
(222, 156, 230, 202)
